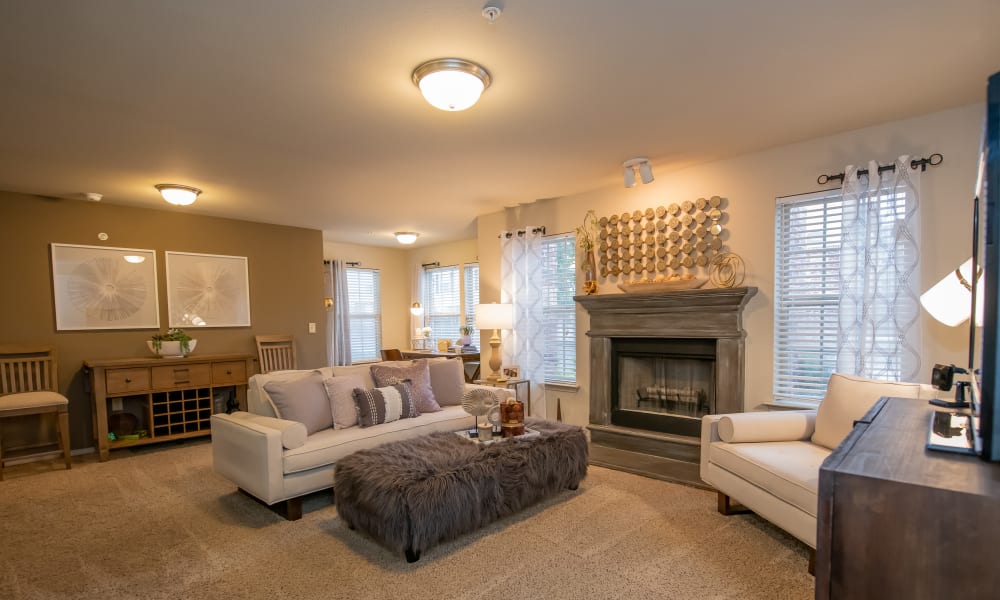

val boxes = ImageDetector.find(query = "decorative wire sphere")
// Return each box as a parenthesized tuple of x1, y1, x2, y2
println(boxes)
(709, 252, 745, 288)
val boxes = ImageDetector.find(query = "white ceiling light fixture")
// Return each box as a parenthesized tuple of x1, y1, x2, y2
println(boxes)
(412, 58, 492, 112)
(155, 183, 202, 206)
(395, 231, 419, 244)
(623, 158, 654, 188)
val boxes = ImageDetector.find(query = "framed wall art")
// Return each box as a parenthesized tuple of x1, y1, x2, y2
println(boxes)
(50, 243, 160, 330)
(165, 251, 251, 327)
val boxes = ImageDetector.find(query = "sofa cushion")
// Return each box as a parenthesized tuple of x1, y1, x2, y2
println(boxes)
(812, 373, 926, 450)
(370, 361, 441, 413)
(718, 411, 816, 443)
(322, 375, 365, 429)
(263, 372, 334, 435)
(353, 382, 420, 427)
(427, 358, 466, 406)
(709, 440, 829, 517)
(328, 363, 381, 390)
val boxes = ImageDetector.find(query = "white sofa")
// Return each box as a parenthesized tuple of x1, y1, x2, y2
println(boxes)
(211, 359, 511, 519)
(700, 373, 937, 554)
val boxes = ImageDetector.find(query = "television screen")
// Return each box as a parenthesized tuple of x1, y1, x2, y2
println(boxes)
(976, 70, 999, 461)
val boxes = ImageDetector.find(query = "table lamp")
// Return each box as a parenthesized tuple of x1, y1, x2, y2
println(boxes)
(476, 302, 513, 384)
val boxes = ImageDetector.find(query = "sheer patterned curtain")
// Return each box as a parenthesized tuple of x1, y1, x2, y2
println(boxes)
(837, 156, 921, 381)
(500, 227, 546, 417)
(324, 259, 352, 366)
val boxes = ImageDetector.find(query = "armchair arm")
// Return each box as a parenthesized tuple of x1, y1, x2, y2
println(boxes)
(211, 412, 296, 505)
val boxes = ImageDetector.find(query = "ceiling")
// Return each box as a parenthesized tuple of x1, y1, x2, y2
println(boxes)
(1, 1, 998, 247)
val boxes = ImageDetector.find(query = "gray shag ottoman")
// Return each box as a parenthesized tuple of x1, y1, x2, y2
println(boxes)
(334, 417, 588, 562)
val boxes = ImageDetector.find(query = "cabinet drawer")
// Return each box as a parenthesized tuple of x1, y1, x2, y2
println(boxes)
(151, 364, 211, 389)
(106, 368, 150, 394)
(212, 361, 247, 385)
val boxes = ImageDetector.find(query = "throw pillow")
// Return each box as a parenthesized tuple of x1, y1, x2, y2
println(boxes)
(353, 382, 420, 428)
(263, 372, 333, 435)
(370, 360, 441, 413)
(427, 358, 466, 406)
(322, 375, 366, 429)
(811, 373, 925, 450)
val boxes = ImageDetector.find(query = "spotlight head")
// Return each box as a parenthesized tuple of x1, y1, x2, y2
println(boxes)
(623, 166, 637, 188)
(639, 161, 654, 184)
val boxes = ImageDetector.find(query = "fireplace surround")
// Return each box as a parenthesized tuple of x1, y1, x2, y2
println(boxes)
(576, 287, 757, 486)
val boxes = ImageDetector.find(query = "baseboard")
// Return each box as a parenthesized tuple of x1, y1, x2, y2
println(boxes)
(589, 443, 708, 489)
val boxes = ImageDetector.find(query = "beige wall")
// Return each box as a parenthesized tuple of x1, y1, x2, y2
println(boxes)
(0, 191, 327, 450)
(477, 103, 985, 426)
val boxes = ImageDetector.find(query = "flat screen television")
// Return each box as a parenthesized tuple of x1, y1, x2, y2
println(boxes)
(977, 69, 1000, 461)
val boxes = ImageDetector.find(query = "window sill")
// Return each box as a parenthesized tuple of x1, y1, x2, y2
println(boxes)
(762, 400, 820, 411)
(544, 383, 580, 393)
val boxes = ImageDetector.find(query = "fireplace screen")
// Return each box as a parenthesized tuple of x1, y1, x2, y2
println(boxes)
(611, 338, 716, 436)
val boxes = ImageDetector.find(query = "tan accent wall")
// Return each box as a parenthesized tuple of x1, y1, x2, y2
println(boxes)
(0, 191, 326, 450)
(477, 103, 984, 426)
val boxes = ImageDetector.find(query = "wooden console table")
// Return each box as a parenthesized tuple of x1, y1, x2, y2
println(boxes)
(84, 353, 254, 461)
(816, 396, 1000, 599)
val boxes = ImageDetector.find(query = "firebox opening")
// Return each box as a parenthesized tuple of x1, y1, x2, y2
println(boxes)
(611, 338, 717, 437)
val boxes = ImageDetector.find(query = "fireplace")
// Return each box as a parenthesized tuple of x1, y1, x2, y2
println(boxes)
(612, 338, 716, 437)
(576, 287, 757, 485)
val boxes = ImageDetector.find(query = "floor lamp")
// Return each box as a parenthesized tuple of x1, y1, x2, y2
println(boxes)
(476, 303, 513, 384)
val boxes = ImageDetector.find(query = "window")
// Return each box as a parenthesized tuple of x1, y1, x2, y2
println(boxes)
(422, 263, 479, 346)
(774, 187, 914, 403)
(541, 234, 577, 384)
(346, 267, 381, 362)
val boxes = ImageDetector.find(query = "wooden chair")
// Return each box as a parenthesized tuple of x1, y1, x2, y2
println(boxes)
(381, 349, 403, 361)
(0, 345, 72, 480)
(255, 335, 297, 374)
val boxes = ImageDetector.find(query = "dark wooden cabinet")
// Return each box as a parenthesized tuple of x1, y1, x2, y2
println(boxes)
(816, 397, 1000, 599)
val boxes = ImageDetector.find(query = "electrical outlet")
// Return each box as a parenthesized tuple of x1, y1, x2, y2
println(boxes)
(308, 322, 316, 334)
(112, 398, 123, 412)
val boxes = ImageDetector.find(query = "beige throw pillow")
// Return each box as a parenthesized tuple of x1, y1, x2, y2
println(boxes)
(811, 373, 924, 450)
(370, 361, 441, 413)
(262, 372, 333, 435)
(427, 358, 466, 406)
(323, 375, 365, 429)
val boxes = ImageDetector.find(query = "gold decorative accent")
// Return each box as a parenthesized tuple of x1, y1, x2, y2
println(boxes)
(655, 206, 667, 218)
(609, 214, 619, 225)
(709, 196, 722, 208)
(710, 252, 746, 288)
(668, 217, 680, 229)
(695, 212, 707, 224)
(681, 200, 694, 213)
(599, 216, 608, 227)
(668, 203, 680, 216)
(644, 208, 655, 219)
(696, 197, 708, 210)
(656, 220, 667, 231)
(682, 214, 694, 227)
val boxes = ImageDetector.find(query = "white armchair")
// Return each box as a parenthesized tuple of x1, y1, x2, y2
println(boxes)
(700, 373, 938, 561)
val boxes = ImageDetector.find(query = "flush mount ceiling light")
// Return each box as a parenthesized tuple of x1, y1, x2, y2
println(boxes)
(395, 231, 419, 244)
(412, 58, 492, 111)
(623, 158, 654, 188)
(155, 183, 202, 206)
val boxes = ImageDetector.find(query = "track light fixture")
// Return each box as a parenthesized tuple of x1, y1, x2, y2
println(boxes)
(622, 158, 654, 188)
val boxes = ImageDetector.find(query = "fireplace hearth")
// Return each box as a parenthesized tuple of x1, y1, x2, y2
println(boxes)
(576, 287, 757, 486)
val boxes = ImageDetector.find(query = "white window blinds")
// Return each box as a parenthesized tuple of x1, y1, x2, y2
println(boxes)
(542, 234, 577, 384)
(775, 191, 843, 402)
(423, 265, 461, 346)
(346, 267, 381, 362)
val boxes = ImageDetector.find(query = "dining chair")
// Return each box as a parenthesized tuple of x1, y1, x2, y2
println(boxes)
(381, 349, 403, 361)
(0, 345, 72, 480)
(255, 335, 297, 374)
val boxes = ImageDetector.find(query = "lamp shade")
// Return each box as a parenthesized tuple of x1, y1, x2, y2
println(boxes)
(476, 303, 513, 330)
(920, 258, 984, 327)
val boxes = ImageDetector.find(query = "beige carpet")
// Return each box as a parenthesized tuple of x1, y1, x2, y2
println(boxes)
(0, 440, 814, 600)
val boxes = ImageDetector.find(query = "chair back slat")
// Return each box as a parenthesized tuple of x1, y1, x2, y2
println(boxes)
(255, 336, 297, 374)
(0, 346, 58, 396)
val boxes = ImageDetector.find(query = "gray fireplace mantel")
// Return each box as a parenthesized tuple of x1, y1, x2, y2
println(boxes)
(575, 286, 758, 486)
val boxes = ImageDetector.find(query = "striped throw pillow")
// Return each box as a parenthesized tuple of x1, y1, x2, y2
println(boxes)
(352, 382, 420, 427)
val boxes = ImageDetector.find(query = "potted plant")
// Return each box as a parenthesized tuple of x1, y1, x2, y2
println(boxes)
(147, 328, 197, 358)
(459, 325, 474, 347)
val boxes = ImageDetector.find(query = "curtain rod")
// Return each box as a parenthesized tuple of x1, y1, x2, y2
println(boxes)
(816, 153, 942, 185)
(323, 260, 361, 266)
(498, 226, 546, 239)
(421, 262, 440, 268)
